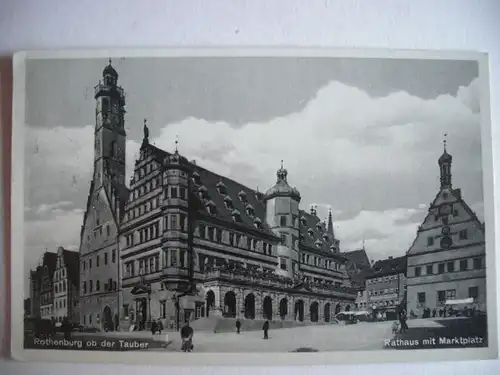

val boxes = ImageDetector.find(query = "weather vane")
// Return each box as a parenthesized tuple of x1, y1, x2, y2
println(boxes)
(443, 132, 448, 151)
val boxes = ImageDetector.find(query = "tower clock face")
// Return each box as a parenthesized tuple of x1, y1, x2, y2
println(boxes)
(439, 204, 452, 216)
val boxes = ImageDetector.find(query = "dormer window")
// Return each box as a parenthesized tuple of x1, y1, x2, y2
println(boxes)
(237, 190, 247, 202)
(216, 181, 227, 195)
(192, 171, 201, 185)
(245, 203, 254, 217)
(323, 234, 329, 242)
(315, 239, 322, 248)
(232, 209, 242, 222)
(330, 245, 337, 253)
(300, 216, 307, 225)
(316, 223, 322, 231)
(224, 195, 233, 210)
(307, 228, 314, 237)
(206, 200, 216, 215)
(254, 217, 262, 229)
(198, 185, 208, 199)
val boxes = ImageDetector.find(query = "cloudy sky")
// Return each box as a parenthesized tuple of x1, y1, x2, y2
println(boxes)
(23, 55, 484, 282)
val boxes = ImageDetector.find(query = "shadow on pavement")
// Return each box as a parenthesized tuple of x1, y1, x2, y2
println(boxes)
(291, 347, 319, 352)
(384, 316, 488, 350)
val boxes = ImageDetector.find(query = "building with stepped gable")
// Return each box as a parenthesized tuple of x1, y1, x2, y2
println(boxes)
(406, 142, 486, 317)
(79, 60, 357, 332)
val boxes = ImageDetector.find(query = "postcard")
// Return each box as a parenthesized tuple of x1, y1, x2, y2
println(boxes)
(10, 48, 498, 365)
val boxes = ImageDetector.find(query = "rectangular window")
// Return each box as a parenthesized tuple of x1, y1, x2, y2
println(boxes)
(229, 232, 235, 246)
(438, 263, 445, 274)
(447, 261, 454, 272)
(426, 264, 433, 275)
(460, 259, 468, 271)
(437, 290, 446, 304)
(171, 215, 177, 230)
(216, 228, 222, 243)
(96, 255, 100, 267)
(459, 229, 468, 240)
(180, 250, 186, 268)
(89, 280, 93, 293)
(170, 187, 178, 199)
(171, 251, 177, 267)
(112, 249, 116, 263)
(417, 292, 426, 303)
(180, 187, 186, 199)
(446, 289, 456, 300)
(280, 215, 287, 227)
(104, 252, 108, 265)
(468, 286, 478, 299)
(83, 282, 87, 294)
(473, 258, 482, 269)
(198, 224, 206, 238)
(427, 236, 434, 246)
(414, 267, 421, 277)
(179, 214, 186, 231)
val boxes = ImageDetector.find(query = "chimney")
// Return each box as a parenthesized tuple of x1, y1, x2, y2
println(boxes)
(389, 256, 393, 260)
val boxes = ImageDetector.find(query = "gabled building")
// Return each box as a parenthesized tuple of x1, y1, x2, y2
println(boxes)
(29, 251, 57, 319)
(80, 61, 358, 331)
(365, 255, 407, 319)
(78, 60, 128, 330)
(53, 247, 80, 322)
(406, 143, 486, 317)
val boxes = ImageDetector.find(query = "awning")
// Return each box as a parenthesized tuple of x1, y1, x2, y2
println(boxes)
(445, 298, 474, 305)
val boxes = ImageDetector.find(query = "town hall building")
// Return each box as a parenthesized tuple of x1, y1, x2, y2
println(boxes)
(79, 61, 358, 331)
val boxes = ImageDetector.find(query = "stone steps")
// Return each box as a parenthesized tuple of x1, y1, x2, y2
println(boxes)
(190, 316, 337, 333)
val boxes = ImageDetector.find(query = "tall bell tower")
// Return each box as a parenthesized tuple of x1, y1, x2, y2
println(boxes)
(93, 59, 126, 188)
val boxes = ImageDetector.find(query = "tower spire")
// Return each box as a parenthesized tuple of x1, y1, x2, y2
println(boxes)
(175, 134, 179, 153)
(327, 207, 334, 236)
(438, 133, 452, 189)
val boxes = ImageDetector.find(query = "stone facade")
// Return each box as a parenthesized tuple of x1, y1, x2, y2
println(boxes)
(52, 247, 80, 322)
(406, 146, 486, 317)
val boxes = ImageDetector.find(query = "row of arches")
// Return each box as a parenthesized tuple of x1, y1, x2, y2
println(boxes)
(205, 290, 351, 322)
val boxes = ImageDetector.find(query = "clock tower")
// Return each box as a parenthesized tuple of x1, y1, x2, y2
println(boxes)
(93, 59, 126, 188)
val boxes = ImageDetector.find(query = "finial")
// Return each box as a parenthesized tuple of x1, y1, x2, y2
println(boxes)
(108, 58, 112, 65)
(175, 134, 179, 152)
(143, 118, 149, 142)
(443, 132, 448, 151)
(281, 159, 284, 169)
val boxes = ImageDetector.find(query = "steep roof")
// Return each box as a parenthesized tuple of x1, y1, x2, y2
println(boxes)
(298, 210, 340, 255)
(62, 249, 79, 285)
(342, 248, 371, 269)
(141, 143, 276, 237)
(42, 251, 57, 276)
(366, 255, 407, 278)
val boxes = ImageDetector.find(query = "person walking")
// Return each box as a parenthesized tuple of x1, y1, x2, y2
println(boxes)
(180, 321, 194, 352)
(157, 319, 163, 335)
(236, 319, 241, 334)
(151, 319, 157, 336)
(262, 320, 269, 339)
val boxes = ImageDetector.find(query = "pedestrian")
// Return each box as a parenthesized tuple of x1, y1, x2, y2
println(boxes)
(262, 320, 269, 339)
(236, 319, 241, 334)
(180, 321, 194, 352)
(157, 319, 163, 335)
(62, 317, 71, 340)
(432, 308, 437, 318)
(151, 320, 157, 336)
(399, 309, 409, 333)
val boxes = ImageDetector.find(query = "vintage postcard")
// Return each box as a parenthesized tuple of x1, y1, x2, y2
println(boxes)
(10, 48, 498, 365)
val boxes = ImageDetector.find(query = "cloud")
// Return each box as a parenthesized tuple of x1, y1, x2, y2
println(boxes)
(24, 77, 484, 282)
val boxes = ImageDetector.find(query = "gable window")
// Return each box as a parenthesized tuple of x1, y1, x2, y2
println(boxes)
(438, 263, 445, 274)
(427, 236, 434, 246)
(414, 267, 421, 277)
(460, 259, 468, 271)
(447, 261, 454, 272)
(473, 258, 482, 269)
(459, 229, 468, 240)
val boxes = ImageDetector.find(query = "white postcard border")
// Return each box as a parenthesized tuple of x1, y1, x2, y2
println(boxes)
(10, 47, 499, 365)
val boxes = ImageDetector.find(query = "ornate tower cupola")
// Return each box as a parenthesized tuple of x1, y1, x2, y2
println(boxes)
(264, 161, 301, 279)
(93, 58, 126, 188)
(438, 134, 452, 189)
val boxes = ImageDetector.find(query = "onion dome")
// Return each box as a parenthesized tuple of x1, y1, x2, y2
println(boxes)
(103, 59, 118, 78)
(439, 149, 452, 164)
(264, 161, 301, 201)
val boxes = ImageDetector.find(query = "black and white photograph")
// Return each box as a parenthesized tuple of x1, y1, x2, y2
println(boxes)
(10, 48, 497, 365)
